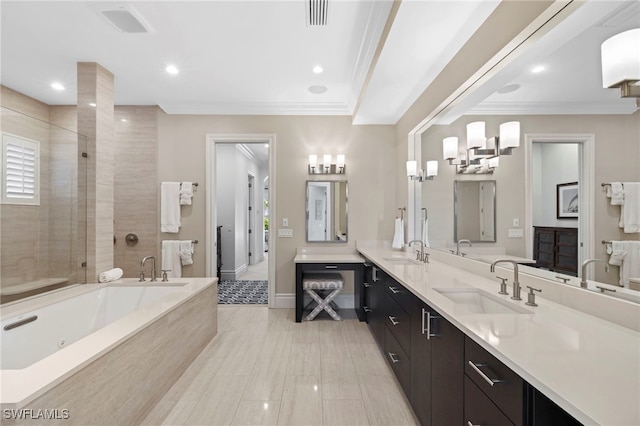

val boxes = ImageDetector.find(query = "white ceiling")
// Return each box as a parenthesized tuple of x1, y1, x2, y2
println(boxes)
(1, 1, 638, 125)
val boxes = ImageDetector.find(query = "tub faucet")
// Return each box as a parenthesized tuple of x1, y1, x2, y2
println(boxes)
(456, 239, 472, 255)
(490, 259, 521, 300)
(408, 240, 428, 263)
(580, 259, 609, 288)
(140, 256, 157, 282)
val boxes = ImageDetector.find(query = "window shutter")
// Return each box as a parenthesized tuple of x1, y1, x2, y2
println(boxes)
(2, 134, 40, 205)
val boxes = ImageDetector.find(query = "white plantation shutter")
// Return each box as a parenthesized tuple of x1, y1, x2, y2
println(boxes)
(2, 133, 40, 205)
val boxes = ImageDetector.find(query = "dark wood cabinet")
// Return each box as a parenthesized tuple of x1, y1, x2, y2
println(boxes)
(533, 227, 578, 276)
(411, 297, 464, 426)
(365, 264, 385, 350)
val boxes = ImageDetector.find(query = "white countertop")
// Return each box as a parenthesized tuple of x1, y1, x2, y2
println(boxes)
(357, 245, 640, 426)
(294, 246, 366, 264)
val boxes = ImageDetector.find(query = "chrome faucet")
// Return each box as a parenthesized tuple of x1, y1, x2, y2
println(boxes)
(408, 240, 429, 263)
(140, 255, 157, 282)
(490, 259, 521, 300)
(456, 239, 472, 255)
(580, 259, 610, 288)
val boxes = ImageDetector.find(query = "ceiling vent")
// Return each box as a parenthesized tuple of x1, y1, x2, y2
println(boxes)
(100, 6, 153, 33)
(306, 0, 329, 26)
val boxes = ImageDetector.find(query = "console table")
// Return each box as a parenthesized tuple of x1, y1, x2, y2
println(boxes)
(294, 248, 366, 322)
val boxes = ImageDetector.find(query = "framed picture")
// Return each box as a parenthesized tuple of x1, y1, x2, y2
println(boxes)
(557, 182, 578, 219)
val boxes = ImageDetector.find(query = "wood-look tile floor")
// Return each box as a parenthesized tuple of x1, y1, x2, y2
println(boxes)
(142, 306, 418, 426)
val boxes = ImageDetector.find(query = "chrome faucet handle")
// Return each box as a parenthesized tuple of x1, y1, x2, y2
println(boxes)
(161, 270, 170, 282)
(460, 252, 467, 257)
(423, 253, 430, 263)
(555, 276, 570, 284)
(139, 271, 145, 282)
(496, 276, 509, 295)
(449, 250, 455, 255)
(525, 286, 542, 307)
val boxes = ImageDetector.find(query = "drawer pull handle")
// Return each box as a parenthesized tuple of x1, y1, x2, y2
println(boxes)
(388, 315, 399, 326)
(468, 361, 505, 387)
(325, 265, 338, 269)
(372, 267, 379, 282)
(388, 352, 399, 363)
(388, 286, 400, 294)
(364, 282, 371, 288)
(364, 307, 372, 313)
(467, 422, 481, 426)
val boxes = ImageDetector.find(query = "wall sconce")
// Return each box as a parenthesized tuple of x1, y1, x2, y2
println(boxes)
(442, 121, 520, 174)
(308, 153, 346, 174)
(407, 160, 438, 181)
(601, 28, 640, 98)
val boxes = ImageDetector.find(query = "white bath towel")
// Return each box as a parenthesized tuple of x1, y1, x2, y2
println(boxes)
(161, 182, 181, 233)
(622, 182, 640, 233)
(392, 218, 404, 249)
(608, 182, 625, 205)
(619, 241, 640, 287)
(421, 218, 430, 248)
(98, 267, 123, 283)
(180, 182, 193, 205)
(162, 240, 183, 278)
(608, 241, 626, 266)
(179, 240, 194, 266)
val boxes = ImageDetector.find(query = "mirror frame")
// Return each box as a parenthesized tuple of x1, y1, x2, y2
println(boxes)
(305, 180, 348, 243)
(453, 180, 497, 243)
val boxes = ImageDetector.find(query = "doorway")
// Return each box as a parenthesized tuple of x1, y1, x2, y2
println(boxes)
(205, 134, 276, 307)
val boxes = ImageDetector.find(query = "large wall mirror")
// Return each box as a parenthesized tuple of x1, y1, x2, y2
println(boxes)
(306, 181, 348, 242)
(454, 180, 496, 243)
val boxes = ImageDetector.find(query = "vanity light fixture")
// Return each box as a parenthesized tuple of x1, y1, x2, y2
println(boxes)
(407, 160, 438, 181)
(442, 121, 520, 174)
(308, 153, 346, 174)
(601, 28, 640, 98)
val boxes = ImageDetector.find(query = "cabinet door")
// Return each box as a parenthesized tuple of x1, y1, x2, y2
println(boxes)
(533, 228, 555, 269)
(465, 376, 515, 426)
(367, 266, 385, 349)
(410, 297, 432, 426)
(431, 310, 464, 426)
(554, 229, 578, 276)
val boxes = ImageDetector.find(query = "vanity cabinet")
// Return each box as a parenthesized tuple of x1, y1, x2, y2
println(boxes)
(365, 264, 385, 349)
(532, 227, 578, 276)
(410, 297, 464, 426)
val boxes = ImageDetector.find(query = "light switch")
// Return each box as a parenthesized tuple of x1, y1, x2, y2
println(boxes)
(513, 218, 520, 227)
(278, 228, 293, 238)
(283, 218, 289, 227)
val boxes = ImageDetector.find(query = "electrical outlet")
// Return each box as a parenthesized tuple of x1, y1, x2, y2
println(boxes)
(513, 218, 520, 227)
(283, 218, 289, 227)
(278, 228, 293, 238)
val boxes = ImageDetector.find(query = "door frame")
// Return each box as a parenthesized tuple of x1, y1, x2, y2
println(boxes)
(205, 133, 276, 307)
(524, 133, 595, 272)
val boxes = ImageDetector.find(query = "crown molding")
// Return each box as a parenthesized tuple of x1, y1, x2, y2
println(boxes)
(466, 101, 638, 116)
(160, 101, 352, 116)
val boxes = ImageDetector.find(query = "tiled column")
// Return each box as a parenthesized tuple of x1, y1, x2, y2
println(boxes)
(77, 63, 114, 281)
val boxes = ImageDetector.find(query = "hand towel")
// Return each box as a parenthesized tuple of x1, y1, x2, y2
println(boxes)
(98, 267, 123, 283)
(392, 218, 404, 249)
(608, 241, 626, 266)
(179, 240, 194, 266)
(161, 182, 181, 233)
(622, 182, 640, 233)
(162, 240, 182, 278)
(619, 241, 640, 287)
(608, 182, 625, 205)
(422, 218, 430, 248)
(180, 182, 193, 206)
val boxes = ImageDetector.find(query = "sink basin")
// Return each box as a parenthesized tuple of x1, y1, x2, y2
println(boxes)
(382, 257, 422, 266)
(434, 288, 532, 315)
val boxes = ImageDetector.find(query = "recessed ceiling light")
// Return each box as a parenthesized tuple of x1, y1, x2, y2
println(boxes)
(313, 65, 323, 74)
(51, 82, 65, 91)
(166, 65, 179, 75)
(309, 85, 327, 94)
(531, 65, 545, 73)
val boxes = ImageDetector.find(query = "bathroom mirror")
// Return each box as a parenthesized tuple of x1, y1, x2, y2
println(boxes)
(306, 180, 348, 242)
(411, 0, 639, 293)
(454, 180, 496, 243)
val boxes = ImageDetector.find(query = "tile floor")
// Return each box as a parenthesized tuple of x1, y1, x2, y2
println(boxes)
(142, 306, 418, 425)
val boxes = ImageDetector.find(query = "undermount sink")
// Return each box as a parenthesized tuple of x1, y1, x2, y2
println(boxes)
(382, 257, 422, 266)
(434, 288, 533, 315)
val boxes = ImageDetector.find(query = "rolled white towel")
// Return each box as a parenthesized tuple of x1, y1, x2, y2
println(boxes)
(98, 268, 123, 283)
(179, 240, 194, 266)
(180, 182, 193, 205)
(608, 182, 624, 205)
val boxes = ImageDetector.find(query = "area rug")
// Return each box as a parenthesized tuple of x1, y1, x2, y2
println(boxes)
(218, 280, 268, 304)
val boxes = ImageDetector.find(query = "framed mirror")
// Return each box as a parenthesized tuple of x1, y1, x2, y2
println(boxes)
(454, 180, 496, 243)
(306, 180, 348, 242)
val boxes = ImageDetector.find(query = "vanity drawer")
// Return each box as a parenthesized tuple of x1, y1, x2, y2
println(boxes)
(465, 337, 524, 425)
(465, 375, 515, 426)
(383, 291, 411, 355)
(384, 280, 412, 313)
(384, 325, 411, 397)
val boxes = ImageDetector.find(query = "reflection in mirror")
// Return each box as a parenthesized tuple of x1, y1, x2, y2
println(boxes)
(306, 181, 348, 242)
(454, 180, 496, 243)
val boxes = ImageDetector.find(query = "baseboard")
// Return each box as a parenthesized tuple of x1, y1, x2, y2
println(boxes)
(220, 264, 248, 281)
(274, 293, 355, 309)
